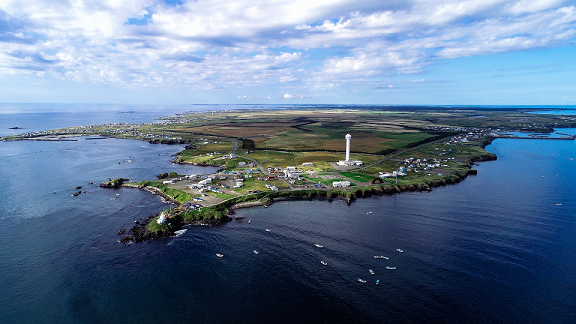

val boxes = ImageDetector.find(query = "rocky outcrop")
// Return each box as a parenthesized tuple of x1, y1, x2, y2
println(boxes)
(471, 154, 497, 162)
(118, 214, 231, 244)
(99, 178, 130, 188)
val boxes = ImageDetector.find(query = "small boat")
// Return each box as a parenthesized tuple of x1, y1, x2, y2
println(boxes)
(116, 193, 120, 196)
(216, 253, 224, 258)
(374, 255, 389, 259)
(386, 266, 396, 270)
(248, 220, 251, 224)
(358, 278, 367, 284)
(397, 249, 403, 253)
(376, 279, 380, 286)
(320, 261, 327, 266)
(174, 229, 187, 237)
(369, 269, 375, 275)
(367, 211, 372, 214)
(265, 229, 271, 232)
(253, 250, 259, 255)
(315, 244, 324, 248)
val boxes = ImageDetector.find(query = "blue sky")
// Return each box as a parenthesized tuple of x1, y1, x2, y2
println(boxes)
(0, 0, 575, 105)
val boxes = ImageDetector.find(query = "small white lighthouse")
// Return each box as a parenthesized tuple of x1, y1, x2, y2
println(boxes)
(345, 134, 352, 161)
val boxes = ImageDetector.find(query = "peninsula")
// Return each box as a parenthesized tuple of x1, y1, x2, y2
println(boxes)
(5, 106, 576, 242)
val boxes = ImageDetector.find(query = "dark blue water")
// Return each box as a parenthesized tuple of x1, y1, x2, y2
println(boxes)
(1, 109, 575, 323)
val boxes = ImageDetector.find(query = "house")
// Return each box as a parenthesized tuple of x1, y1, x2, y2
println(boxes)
(197, 177, 213, 187)
(284, 169, 302, 178)
(234, 179, 244, 188)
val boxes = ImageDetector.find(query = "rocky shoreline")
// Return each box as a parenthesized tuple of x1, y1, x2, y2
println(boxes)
(112, 158, 493, 244)
(172, 158, 226, 170)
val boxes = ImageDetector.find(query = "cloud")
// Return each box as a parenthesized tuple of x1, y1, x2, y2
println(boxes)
(237, 95, 274, 99)
(162, 53, 205, 62)
(283, 93, 309, 99)
(0, 0, 574, 95)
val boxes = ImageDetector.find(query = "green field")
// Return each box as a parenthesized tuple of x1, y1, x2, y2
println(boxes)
(338, 172, 377, 183)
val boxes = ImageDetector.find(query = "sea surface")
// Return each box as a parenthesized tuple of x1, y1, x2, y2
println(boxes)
(0, 106, 575, 323)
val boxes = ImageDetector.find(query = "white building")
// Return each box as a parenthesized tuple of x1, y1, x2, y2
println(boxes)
(284, 169, 302, 178)
(197, 177, 213, 187)
(157, 212, 166, 224)
(332, 181, 351, 188)
(337, 133, 362, 166)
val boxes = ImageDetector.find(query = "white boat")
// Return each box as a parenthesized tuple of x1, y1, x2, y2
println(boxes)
(374, 255, 389, 259)
(386, 266, 396, 270)
(116, 194, 120, 196)
(397, 248, 403, 253)
(248, 220, 251, 224)
(357, 278, 367, 283)
(216, 253, 224, 258)
(320, 261, 327, 266)
(367, 211, 372, 214)
(174, 229, 187, 237)
(265, 229, 271, 232)
(253, 250, 259, 255)
(369, 269, 375, 275)
(376, 279, 380, 286)
(315, 244, 324, 248)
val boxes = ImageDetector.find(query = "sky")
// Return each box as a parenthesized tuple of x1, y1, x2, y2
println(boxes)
(0, 0, 575, 105)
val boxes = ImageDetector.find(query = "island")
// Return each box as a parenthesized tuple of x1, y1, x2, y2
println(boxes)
(4, 106, 576, 243)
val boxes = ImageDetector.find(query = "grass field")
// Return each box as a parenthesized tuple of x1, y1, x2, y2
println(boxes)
(338, 172, 377, 183)
(244, 151, 383, 171)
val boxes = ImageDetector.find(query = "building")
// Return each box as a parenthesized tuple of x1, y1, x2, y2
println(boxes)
(157, 212, 166, 224)
(337, 133, 362, 166)
(332, 181, 351, 188)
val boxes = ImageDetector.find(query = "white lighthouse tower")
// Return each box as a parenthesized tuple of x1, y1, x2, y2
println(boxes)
(345, 134, 352, 162)
(337, 133, 362, 167)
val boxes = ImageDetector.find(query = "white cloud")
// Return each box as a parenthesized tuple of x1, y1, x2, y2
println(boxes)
(0, 0, 574, 96)
(283, 93, 309, 99)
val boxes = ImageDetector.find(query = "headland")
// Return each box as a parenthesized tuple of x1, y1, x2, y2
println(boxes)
(5, 106, 576, 243)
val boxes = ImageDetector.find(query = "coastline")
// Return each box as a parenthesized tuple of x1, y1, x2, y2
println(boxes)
(111, 153, 494, 244)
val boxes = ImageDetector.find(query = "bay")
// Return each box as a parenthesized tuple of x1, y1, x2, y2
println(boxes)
(0, 108, 575, 323)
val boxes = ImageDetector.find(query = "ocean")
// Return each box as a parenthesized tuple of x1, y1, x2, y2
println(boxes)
(0, 106, 575, 323)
